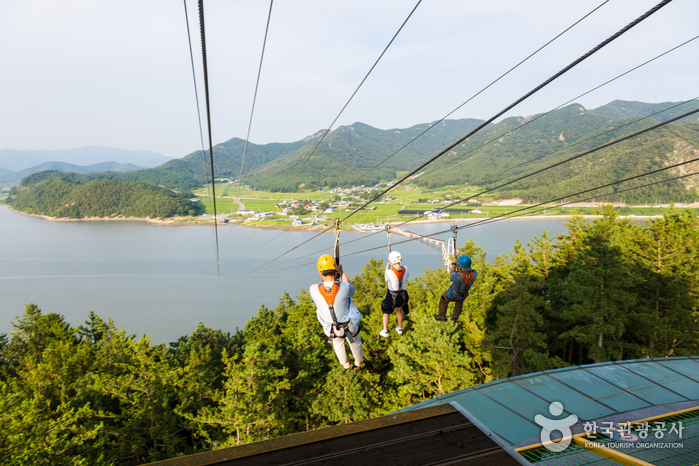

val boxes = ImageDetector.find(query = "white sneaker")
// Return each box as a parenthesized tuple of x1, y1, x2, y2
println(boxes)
(379, 329, 389, 338)
(395, 327, 403, 335)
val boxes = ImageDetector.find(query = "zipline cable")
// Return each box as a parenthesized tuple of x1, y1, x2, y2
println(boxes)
(233, 0, 423, 261)
(198, 0, 221, 276)
(286, 169, 699, 271)
(183, 0, 216, 244)
(259, 54, 699, 263)
(236, 0, 274, 203)
(389, 106, 699, 229)
(419, 34, 699, 180)
(229, 0, 275, 261)
(340, 0, 673, 226)
(259, 104, 699, 272)
(236, 1, 677, 264)
(276, 0, 423, 201)
(239, 0, 673, 277)
(459, 156, 699, 232)
(309, 98, 699, 255)
(436, 96, 699, 186)
(351, 0, 611, 185)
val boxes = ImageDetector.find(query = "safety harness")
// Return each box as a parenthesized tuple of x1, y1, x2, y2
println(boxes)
(389, 266, 408, 309)
(453, 270, 476, 299)
(318, 280, 358, 343)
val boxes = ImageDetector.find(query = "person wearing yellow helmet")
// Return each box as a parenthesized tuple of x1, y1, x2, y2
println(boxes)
(380, 250, 409, 337)
(435, 252, 478, 322)
(310, 255, 363, 369)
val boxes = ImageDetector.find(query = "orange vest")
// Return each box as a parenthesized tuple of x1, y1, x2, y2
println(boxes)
(460, 271, 475, 286)
(391, 266, 406, 283)
(318, 281, 340, 308)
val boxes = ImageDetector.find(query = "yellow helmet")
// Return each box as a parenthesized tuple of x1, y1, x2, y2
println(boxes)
(317, 254, 336, 272)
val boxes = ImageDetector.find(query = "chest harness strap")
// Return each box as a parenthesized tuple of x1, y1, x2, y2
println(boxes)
(454, 271, 475, 299)
(389, 266, 408, 306)
(319, 281, 357, 343)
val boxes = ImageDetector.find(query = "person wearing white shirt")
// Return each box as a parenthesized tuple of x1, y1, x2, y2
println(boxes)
(310, 254, 363, 369)
(380, 251, 409, 337)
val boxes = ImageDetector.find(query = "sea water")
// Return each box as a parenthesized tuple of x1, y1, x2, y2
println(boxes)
(0, 206, 568, 343)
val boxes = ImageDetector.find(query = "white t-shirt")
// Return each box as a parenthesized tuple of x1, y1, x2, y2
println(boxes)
(310, 281, 361, 335)
(385, 265, 409, 292)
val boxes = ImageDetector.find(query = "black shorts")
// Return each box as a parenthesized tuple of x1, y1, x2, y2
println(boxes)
(381, 290, 409, 315)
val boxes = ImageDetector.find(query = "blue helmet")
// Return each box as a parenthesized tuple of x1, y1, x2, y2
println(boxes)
(457, 254, 472, 269)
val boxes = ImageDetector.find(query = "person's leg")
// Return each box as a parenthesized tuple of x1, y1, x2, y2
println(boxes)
(380, 291, 393, 336)
(396, 308, 404, 330)
(402, 291, 410, 316)
(332, 337, 351, 369)
(452, 298, 464, 321)
(436, 291, 450, 320)
(348, 323, 363, 366)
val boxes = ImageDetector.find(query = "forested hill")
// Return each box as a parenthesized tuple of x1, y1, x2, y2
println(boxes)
(117, 136, 313, 190)
(414, 103, 699, 204)
(7, 177, 202, 219)
(589, 99, 699, 123)
(112, 118, 485, 191)
(243, 119, 485, 190)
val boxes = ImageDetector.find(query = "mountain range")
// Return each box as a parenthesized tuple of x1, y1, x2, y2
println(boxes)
(0, 161, 144, 185)
(7, 100, 699, 204)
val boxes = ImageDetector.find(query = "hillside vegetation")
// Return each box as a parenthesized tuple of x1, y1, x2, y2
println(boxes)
(7, 177, 202, 219)
(12, 100, 699, 205)
(415, 104, 699, 204)
(1, 209, 698, 464)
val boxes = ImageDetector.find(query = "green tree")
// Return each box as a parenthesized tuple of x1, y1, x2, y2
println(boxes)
(554, 208, 639, 363)
(389, 313, 473, 404)
(312, 367, 380, 424)
(488, 241, 565, 378)
(627, 209, 699, 357)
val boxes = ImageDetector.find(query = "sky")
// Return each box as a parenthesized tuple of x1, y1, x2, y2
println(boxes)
(1, 0, 698, 159)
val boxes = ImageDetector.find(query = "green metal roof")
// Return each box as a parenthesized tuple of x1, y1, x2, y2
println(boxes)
(398, 357, 699, 448)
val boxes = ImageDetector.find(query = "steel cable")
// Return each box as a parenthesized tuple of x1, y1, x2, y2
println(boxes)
(183, 0, 216, 247)
(198, 0, 221, 276)
(351, 0, 611, 185)
(228, 0, 275, 261)
(250, 104, 699, 273)
(276, 0, 423, 200)
(418, 34, 699, 181)
(340, 0, 674, 226)
(239, 0, 673, 277)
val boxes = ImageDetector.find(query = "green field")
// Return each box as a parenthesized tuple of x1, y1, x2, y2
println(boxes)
(189, 182, 689, 226)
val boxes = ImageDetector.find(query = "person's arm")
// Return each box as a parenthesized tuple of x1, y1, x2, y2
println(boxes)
(449, 262, 457, 274)
(348, 299, 361, 327)
(337, 264, 350, 283)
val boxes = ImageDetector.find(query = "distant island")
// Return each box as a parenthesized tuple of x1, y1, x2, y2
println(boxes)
(6, 176, 202, 220)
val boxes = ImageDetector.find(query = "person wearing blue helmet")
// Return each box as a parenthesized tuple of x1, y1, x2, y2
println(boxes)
(434, 252, 478, 322)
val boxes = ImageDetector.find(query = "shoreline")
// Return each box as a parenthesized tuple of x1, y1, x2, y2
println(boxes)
(2, 205, 182, 225)
(2, 204, 666, 230)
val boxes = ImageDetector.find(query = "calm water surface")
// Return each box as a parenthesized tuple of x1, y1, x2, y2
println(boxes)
(0, 206, 568, 343)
